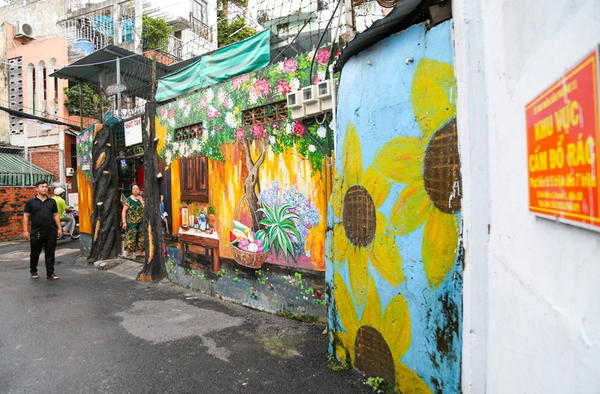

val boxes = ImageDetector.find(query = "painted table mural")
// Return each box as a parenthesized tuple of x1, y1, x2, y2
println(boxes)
(156, 49, 336, 270)
(327, 21, 462, 393)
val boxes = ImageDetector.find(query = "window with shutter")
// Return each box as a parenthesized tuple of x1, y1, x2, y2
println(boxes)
(180, 155, 209, 202)
(175, 122, 209, 202)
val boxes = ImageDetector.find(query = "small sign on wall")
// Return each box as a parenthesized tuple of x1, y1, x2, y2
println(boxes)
(124, 117, 143, 147)
(526, 49, 600, 232)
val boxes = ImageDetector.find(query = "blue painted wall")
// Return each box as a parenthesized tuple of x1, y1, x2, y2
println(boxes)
(327, 21, 462, 393)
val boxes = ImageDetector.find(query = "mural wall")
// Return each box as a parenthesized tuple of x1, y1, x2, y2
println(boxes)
(156, 49, 336, 270)
(76, 126, 94, 235)
(327, 21, 462, 393)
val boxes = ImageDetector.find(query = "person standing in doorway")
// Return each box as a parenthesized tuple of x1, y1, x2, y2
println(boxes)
(23, 180, 62, 280)
(122, 183, 144, 258)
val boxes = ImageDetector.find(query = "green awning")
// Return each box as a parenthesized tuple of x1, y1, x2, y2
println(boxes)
(155, 30, 271, 102)
(0, 152, 53, 187)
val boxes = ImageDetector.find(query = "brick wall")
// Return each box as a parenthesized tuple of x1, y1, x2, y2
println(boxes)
(0, 187, 37, 241)
(30, 146, 61, 183)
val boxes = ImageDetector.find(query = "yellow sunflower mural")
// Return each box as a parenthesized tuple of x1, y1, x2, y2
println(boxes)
(373, 58, 461, 289)
(330, 123, 405, 306)
(332, 273, 433, 394)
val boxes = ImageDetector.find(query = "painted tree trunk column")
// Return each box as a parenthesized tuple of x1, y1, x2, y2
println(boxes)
(242, 138, 266, 230)
(139, 100, 166, 282)
(88, 123, 121, 263)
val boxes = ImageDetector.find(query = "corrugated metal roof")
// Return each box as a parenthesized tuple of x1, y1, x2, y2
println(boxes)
(50, 45, 196, 100)
(0, 153, 53, 187)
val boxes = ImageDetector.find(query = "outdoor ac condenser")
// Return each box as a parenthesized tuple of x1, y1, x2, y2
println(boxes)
(317, 80, 332, 111)
(302, 85, 321, 116)
(287, 91, 305, 120)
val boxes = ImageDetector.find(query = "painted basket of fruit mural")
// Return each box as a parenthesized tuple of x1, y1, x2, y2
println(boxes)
(230, 197, 268, 268)
(230, 243, 268, 269)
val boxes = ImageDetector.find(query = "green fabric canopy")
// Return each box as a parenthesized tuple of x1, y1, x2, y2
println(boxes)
(155, 30, 271, 102)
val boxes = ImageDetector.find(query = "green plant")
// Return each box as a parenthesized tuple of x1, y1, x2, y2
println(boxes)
(142, 15, 173, 52)
(327, 355, 352, 372)
(363, 376, 388, 393)
(256, 201, 302, 257)
(63, 85, 103, 119)
(217, 0, 256, 47)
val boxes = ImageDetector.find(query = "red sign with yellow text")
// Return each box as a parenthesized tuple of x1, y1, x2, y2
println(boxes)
(526, 50, 600, 231)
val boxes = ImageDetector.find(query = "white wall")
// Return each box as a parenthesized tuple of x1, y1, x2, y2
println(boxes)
(453, 0, 600, 393)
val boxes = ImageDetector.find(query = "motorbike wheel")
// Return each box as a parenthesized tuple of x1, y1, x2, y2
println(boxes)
(70, 226, 81, 240)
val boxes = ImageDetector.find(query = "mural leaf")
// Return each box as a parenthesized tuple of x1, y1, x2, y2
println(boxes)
(395, 362, 434, 394)
(422, 208, 459, 289)
(373, 137, 424, 184)
(368, 212, 405, 287)
(411, 59, 457, 140)
(331, 224, 350, 267)
(348, 246, 369, 307)
(388, 181, 433, 236)
(382, 294, 411, 361)
(363, 166, 392, 209)
(360, 276, 382, 325)
(342, 123, 363, 187)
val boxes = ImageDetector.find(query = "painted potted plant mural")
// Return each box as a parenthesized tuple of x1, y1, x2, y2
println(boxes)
(230, 198, 303, 268)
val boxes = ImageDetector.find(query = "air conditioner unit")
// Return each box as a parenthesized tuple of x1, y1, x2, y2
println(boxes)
(15, 22, 36, 40)
(66, 167, 75, 177)
(317, 80, 333, 111)
(302, 86, 321, 116)
(287, 91, 305, 120)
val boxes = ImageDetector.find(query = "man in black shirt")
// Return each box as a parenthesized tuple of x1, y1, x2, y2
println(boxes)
(23, 180, 63, 280)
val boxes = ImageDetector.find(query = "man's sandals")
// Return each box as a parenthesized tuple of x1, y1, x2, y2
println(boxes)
(47, 274, 59, 280)
(31, 274, 39, 279)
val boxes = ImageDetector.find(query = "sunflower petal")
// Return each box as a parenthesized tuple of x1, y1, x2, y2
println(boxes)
(360, 276, 382, 328)
(373, 137, 425, 184)
(332, 331, 355, 365)
(363, 166, 392, 208)
(422, 209, 460, 289)
(330, 167, 345, 220)
(382, 294, 411, 360)
(342, 123, 363, 186)
(333, 272, 359, 335)
(348, 246, 369, 307)
(331, 224, 350, 268)
(411, 59, 457, 140)
(395, 362, 434, 394)
(388, 181, 433, 236)
(369, 212, 405, 286)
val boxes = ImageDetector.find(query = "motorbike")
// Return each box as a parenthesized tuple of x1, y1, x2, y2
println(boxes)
(58, 207, 80, 240)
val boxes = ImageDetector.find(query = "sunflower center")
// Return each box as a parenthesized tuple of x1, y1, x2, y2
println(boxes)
(423, 119, 462, 214)
(343, 186, 376, 247)
(355, 326, 396, 387)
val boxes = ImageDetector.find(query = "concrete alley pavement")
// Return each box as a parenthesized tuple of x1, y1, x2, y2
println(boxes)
(0, 240, 368, 394)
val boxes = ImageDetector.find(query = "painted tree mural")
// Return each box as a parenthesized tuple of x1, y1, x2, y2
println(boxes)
(139, 100, 167, 281)
(88, 123, 121, 263)
(156, 49, 336, 232)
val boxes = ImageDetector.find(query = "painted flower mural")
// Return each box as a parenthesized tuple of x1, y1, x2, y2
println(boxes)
(258, 179, 321, 255)
(330, 123, 405, 306)
(332, 274, 432, 394)
(76, 128, 93, 181)
(373, 58, 460, 289)
(329, 22, 461, 394)
(156, 50, 336, 174)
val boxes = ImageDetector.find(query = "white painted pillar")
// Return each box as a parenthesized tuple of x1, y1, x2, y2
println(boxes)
(452, 0, 490, 392)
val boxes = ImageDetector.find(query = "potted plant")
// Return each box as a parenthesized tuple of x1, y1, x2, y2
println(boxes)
(230, 199, 303, 268)
(255, 201, 302, 258)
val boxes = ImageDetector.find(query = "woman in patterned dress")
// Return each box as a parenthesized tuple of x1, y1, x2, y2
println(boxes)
(121, 184, 144, 257)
